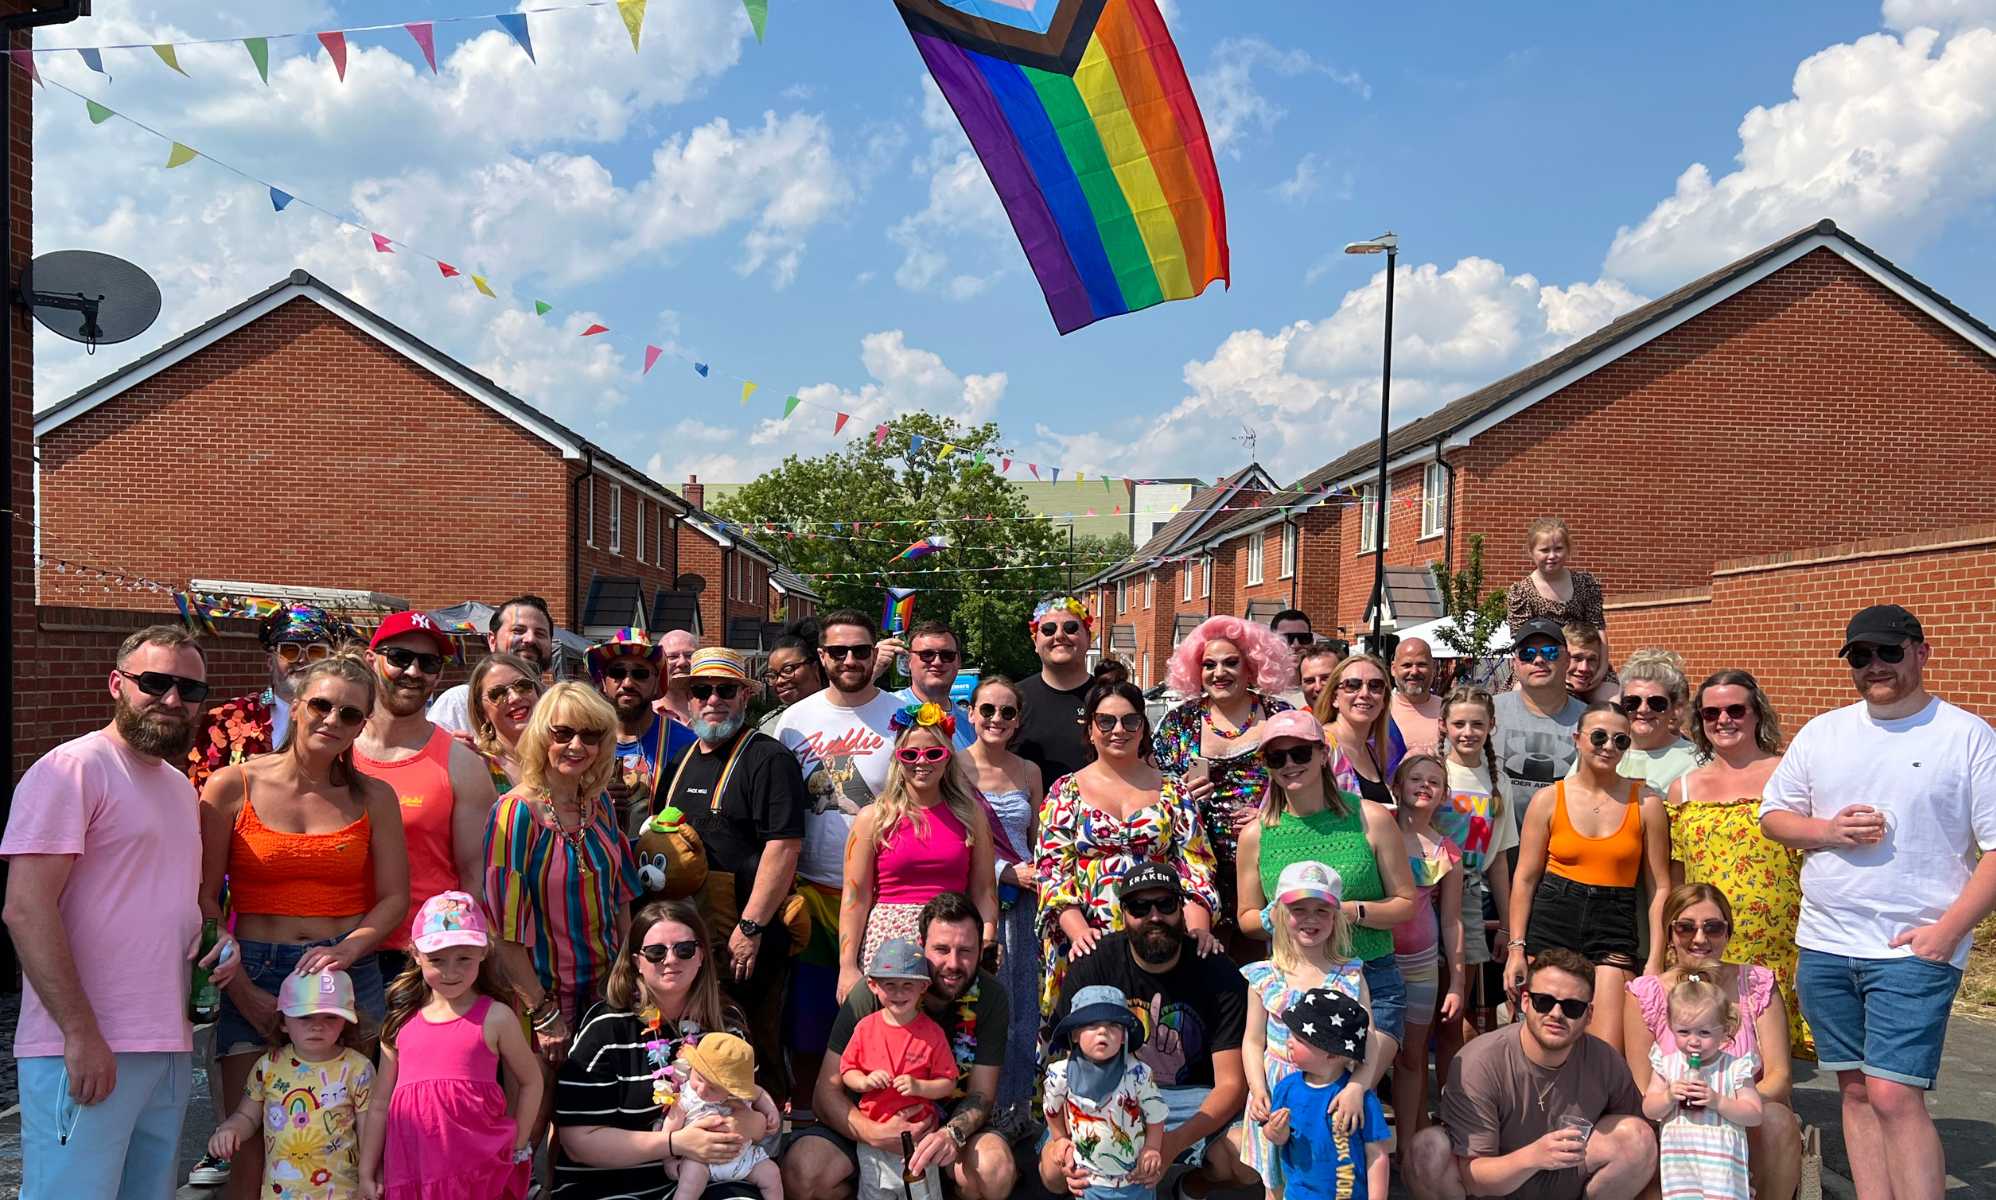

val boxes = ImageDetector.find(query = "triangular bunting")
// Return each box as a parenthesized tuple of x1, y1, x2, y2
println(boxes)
(317, 31, 348, 81)
(581, 324, 609, 337)
(617, 0, 646, 51)
(643, 345, 663, 374)
(1029, 464, 1040, 480)
(834, 412, 851, 435)
(77, 48, 107, 77)
(437, 261, 459, 278)
(1001, 458, 1011, 472)
(268, 186, 293, 210)
(694, 362, 709, 377)
(153, 44, 188, 76)
(873, 425, 889, 446)
(741, 0, 769, 42)
(165, 142, 198, 168)
(740, 380, 756, 406)
(86, 99, 115, 125)
(1075, 471, 1086, 485)
(939, 443, 956, 458)
(910, 435, 926, 455)
(1050, 468, 1061, 484)
(370, 232, 393, 253)
(405, 23, 438, 73)
(533, 300, 552, 316)
(1086, 508, 1097, 517)
(242, 37, 269, 84)
(495, 14, 536, 62)
(783, 394, 801, 418)
(10, 50, 41, 87)
(471, 275, 496, 297)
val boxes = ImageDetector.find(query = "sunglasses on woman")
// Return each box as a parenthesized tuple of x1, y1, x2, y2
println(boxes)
(274, 641, 333, 667)
(1586, 729, 1633, 750)
(304, 696, 367, 727)
(1337, 677, 1387, 695)
(1845, 644, 1908, 670)
(1698, 703, 1749, 722)
(1524, 991, 1591, 1019)
(113, 669, 211, 703)
(484, 679, 540, 705)
(1039, 620, 1083, 637)
(1262, 744, 1318, 769)
(976, 703, 1019, 722)
(637, 940, 701, 963)
(377, 646, 445, 676)
(1092, 713, 1144, 733)
(550, 725, 608, 746)
(1671, 920, 1729, 939)
(1617, 694, 1670, 714)
(894, 745, 952, 764)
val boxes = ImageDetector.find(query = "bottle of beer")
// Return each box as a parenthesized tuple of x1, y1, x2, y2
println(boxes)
(189, 918, 221, 1024)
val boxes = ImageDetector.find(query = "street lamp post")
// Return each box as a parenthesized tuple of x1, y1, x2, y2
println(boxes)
(1344, 232, 1398, 651)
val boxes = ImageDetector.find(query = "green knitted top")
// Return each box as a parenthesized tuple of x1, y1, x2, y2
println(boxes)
(1259, 802, 1392, 962)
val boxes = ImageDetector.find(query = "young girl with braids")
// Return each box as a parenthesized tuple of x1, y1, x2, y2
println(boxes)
(1428, 688, 1515, 1082)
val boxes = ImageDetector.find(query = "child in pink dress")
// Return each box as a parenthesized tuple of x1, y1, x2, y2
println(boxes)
(359, 892, 543, 1200)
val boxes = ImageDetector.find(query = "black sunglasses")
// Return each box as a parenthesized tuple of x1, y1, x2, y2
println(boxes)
(378, 646, 445, 675)
(976, 702, 1019, 722)
(1587, 729, 1633, 750)
(603, 665, 654, 683)
(913, 649, 960, 665)
(1525, 991, 1591, 1019)
(1092, 712, 1144, 733)
(1280, 631, 1314, 645)
(822, 644, 875, 661)
(687, 682, 742, 702)
(304, 696, 367, 727)
(1698, 703, 1749, 723)
(115, 669, 211, 704)
(1845, 643, 1908, 670)
(637, 940, 701, 963)
(1617, 694, 1670, 714)
(1262, 744, 1318, 769)
(1123, 894, 1181, 918)
(1038, 620, 1083, 637)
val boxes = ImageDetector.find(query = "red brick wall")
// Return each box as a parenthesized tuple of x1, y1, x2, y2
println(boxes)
(1608, 524, 1996, 725)
(575, 474, 681, 629)
(1332, 460, 1437, 633)
(673, 529, 772, 643)
(1292, 505, 1345, 638)
(37, 297, 580, 621)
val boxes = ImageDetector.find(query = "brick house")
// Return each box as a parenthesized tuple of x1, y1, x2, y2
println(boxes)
(1088, 220, 1996, 712)
(672, 476, 792, 651)
(31, 270, 778, 639)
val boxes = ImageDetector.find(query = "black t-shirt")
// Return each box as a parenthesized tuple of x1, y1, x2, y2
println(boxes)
(826, 969, 1009, 1077)
(1053, 932, 1248, 1090)
(1016, 674, 1094, 787)
(665, 729, 807, 892)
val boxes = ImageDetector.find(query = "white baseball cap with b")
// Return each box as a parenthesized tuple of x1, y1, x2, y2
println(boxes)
(1274, 860, 1344, 907)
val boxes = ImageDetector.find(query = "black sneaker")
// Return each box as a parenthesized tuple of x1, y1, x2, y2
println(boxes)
(187, 1153, 231, 1187)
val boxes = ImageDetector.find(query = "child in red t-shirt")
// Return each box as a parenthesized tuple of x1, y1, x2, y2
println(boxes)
(838, 938, 957, 1198)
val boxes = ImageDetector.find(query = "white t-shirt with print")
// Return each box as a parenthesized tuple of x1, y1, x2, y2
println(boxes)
(1760, 696, 1996, 968)
(774, 688, 904, 887)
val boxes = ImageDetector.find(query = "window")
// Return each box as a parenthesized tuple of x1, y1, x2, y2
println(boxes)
(636, 502, 647, 564)
(1246, 531, 1265, 586)
(1145, 571, 1155, 609)
(1182, 565, 1194, 602)
(1358, 482, 1390, 554)
(1201, 555, 1213, 598)
(1421, 462, 1447, 539)
(609, 484, 624, 553)
(1280, 523, 1298, 579)
(1116, 580, 1126, 613)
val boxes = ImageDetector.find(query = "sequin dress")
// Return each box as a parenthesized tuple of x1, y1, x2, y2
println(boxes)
(1153, 695, 1292, 928)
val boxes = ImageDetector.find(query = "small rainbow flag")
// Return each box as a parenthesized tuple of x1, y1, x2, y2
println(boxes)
(882, 588, 918, 636)
(896, 0, 1228, 335)
(898, 535, 949, 561)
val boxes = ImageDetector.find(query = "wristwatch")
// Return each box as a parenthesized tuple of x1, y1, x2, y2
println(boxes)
(737, 917, 766, 937)
(945, 1122, 968, 1149)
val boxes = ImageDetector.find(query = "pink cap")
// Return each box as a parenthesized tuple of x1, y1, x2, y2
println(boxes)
(411, 890, 491, 953)
(1258, 708, 1324, 748)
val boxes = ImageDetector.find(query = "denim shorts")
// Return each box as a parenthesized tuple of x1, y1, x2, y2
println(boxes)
(1524, 874, 1640, 969)
(1796, 949, 1962, 1089)
(1362, 954, 1407, 1046)
(216, 936, 385, 1056)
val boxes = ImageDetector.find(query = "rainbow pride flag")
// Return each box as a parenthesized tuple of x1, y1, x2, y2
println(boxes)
(896, 0, 1228, 334)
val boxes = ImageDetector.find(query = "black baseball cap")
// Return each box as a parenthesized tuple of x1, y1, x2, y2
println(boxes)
(1840, 605, 1924, 656)
(1117, 863, 1182, 901)
(1512, 618, 1565, 648)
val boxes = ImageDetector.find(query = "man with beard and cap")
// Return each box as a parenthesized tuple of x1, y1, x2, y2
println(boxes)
(656, 628, 701, 723)
(187, 603, 358, 791)
(353, 611, 501, 979)
(783, 891, 1016, 1200)
(427, 594, 556, 734)
(4, 625, 242, 1198)
(1043, 863, 1255, 1200)
(659, 647, 806, 1100)
(1016, 596, 1097, 787)
(589, 627, 699, 840)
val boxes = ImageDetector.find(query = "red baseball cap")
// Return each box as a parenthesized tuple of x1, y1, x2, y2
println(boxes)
(370, 610, 455, 657)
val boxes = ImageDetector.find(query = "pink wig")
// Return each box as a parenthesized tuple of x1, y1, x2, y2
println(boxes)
(1166, 615, 1296, 697)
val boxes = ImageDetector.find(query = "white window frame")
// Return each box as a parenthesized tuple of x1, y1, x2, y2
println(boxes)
(1246, 531, 1265, 586)
(636, 502, 647, 564)
(1145, 571, 1155, 609)
(1358, 483, 1390, 554)
(1182, 565, 1193, 602)
(1116, 579, 1127, 613)
(1201, 555, 1213, 598)
(1421, 462, 1447, 540)
(1280, 523, 1297, 579)
(609, 484, 624, 554)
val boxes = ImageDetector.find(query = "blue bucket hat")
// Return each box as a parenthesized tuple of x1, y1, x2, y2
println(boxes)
(1051, 984, 1145, 1053)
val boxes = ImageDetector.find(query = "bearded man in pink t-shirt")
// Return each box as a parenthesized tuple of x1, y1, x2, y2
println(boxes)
(2, 624, 241, 1199)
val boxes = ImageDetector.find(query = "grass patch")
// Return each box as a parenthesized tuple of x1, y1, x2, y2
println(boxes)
(1958, 912, 1996, 1010)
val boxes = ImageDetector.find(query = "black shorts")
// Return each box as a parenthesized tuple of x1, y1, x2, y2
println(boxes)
(1524, 874, 1640, 970)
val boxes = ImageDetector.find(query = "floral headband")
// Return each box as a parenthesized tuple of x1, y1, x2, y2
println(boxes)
(890, 701, 957, 738)
(1030, 596, 1092, 631)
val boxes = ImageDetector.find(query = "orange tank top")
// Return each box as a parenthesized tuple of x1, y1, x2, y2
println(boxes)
(1546, 779, 1643, 888)
(229, 778, 374, 917)
(354, 728, 458, 950)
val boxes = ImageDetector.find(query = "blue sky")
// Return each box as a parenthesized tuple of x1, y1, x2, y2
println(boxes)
(32, 0, 1996, 486)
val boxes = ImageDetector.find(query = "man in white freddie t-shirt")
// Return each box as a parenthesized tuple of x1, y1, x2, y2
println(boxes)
(1761, 604, 1996, 1200)
(772, 607, 903, 1108)
(3, 624, 242, 1198)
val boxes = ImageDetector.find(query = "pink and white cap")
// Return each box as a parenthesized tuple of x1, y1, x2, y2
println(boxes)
(1274, 860, 1344, 908)
(411, 890, 491, 953)
(1258, 709, 1324, 749)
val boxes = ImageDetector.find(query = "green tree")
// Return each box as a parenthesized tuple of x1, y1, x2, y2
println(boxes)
(1429, 533, 1509, 662)
(712, 412, 1109, 679)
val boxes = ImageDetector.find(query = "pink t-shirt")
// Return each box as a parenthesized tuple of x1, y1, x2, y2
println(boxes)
(2, 729, 203, 1056)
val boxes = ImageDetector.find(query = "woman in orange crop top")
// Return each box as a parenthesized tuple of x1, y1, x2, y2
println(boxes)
(199, 653, 409, 1200)
(1505, 702, 1669, 1052)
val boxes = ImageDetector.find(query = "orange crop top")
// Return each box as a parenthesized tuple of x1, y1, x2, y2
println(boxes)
(229, 779, 375, 917)
(1545, 780, 1643, 889)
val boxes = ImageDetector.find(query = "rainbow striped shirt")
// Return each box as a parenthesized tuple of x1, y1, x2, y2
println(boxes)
(484, 790, 638, 1022)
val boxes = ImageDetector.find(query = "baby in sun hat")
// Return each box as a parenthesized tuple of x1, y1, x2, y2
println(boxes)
(660, 1032, 783, 1200)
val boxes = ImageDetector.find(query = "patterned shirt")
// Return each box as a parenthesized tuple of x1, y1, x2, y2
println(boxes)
(1044, 1056, 1169, 1187)
(485, 790, 640, 1021)
(248, 1046, 374, 1200)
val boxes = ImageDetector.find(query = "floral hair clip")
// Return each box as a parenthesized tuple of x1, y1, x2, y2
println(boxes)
(890, 701, 957, 738)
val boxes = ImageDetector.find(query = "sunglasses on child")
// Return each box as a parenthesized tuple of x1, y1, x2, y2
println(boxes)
(1524, 991, 1591, 1019)
(1586, 729, 1633, 750)
(550, 725, 608, 746)
(895, 745, 952, 764)
(1844, 643, 1908, 670)
(637, 940, 701, 963)
(1262, 743, 1319, 769)
(1123, 894, 1181, 918)
(976, 703, 1018, 721)
(1617, 694, 1670, 714)
(114, 669, 211, 703)
(377, 646, 445, 675)
(1038, 620, 1084, 637)
(687, 683, 742, 702)
(304, 696, 367, 727)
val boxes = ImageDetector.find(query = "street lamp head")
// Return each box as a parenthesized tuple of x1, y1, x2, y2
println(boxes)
(1344, 232, 1399, 255)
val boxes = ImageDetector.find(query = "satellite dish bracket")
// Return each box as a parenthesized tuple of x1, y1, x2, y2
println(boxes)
(15, 283, 106, 348)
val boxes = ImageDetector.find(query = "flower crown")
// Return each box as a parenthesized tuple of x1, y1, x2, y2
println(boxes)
(890, 700, 957, 738)
(1030, 596, 1092, 630)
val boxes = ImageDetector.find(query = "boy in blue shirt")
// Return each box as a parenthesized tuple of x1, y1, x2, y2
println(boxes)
(1265, 987, 1389, 1200)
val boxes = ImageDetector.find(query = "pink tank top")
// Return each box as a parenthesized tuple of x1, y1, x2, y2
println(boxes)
(874, 802, 973, 904)
(394, 995, 500, 1087)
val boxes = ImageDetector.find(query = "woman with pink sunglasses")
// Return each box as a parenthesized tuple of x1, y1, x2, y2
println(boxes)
(834, 702, 999, 1004)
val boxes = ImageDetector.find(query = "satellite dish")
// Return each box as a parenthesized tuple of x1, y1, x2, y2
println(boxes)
(675, 573, 707, 595)
(19, 251, 162, 348)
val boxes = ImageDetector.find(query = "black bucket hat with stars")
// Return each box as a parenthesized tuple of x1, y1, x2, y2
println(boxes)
(1282, 986, 1370, 1062)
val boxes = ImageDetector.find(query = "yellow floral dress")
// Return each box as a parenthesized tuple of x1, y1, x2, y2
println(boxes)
(1669, 798, 1813, 1058)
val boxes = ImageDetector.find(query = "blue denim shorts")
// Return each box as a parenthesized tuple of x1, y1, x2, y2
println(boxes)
(1362, 954, 1407, 1046)
(1796, 949, 1962, 1089)
(216, 936, 385, 1057)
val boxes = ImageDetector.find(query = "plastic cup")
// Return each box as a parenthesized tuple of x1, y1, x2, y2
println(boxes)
(1559, 1114, 1594, 1144)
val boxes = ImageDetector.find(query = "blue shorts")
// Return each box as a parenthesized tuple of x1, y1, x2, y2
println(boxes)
(1796, 949, 1961, 1089)
(1362, 955, 1407, 1046)
(19, 1051, 191, 1199)
(216, 936, 385, 1057)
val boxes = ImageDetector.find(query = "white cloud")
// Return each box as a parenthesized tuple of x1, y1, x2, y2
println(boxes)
(1274, 153, 1324, 204)
(1882, 0, 1996, 34)
(1605, 25, 1996, 287)
(887, 76, 1015, 301)
(1194, 37, 1369, 158)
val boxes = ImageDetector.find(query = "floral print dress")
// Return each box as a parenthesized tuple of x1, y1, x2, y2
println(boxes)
(1152, 695, 1291, 928)
(1035, 773, 1219, 1022)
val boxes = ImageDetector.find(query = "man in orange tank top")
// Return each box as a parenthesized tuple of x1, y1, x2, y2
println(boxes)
(354, 611, 500, 979)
